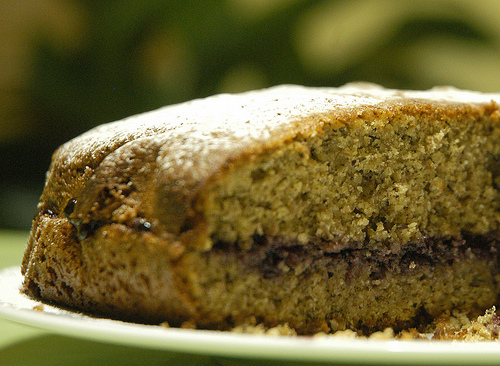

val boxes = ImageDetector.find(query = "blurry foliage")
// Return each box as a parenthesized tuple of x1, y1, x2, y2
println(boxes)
(1, 0, 500, 229)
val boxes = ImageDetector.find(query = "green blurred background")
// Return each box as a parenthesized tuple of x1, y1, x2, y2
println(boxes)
(1, 0, 500, 231)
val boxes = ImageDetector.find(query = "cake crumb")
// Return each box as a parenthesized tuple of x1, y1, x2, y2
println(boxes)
(32, 304, 44, 311)
(313, 329, 360, 339)
(369, 328, 395, 340)
(231, 322, 297, 336)
(432, 307, 500, 341)
(397, 328, 429, 340)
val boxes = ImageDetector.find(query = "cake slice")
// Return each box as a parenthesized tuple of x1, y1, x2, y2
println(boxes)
(22, 83, 500, 335)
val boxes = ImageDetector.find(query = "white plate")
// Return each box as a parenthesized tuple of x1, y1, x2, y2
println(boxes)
(2, 266, 500, 364)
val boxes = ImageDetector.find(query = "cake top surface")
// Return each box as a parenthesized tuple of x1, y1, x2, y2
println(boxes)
(56, 83, 500, 168)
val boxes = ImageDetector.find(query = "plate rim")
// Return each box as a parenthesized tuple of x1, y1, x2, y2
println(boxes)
(2, 266, 500, 364)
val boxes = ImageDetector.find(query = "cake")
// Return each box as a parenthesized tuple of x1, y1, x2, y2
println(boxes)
(21, 83, 500, 335)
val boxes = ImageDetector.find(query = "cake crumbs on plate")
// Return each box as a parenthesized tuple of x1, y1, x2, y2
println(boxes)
(157, 307, 500, 341)
(432, 307, 500, 341)
(231, 322, 297, 336)
(32, 304, 44, 311)
(221, 308, 500, 341)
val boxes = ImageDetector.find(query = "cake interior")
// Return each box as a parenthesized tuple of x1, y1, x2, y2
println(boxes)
(207, 110, 500, 248)
(190, 108, 500, 334)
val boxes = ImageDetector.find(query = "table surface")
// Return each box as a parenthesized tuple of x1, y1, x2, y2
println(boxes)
(1, 231, 310, 366)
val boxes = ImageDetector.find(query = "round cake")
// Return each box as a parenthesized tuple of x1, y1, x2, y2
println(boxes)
(22, 83, 500, 335)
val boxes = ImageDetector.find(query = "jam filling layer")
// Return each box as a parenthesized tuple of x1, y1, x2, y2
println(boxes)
(211, 233, 500, 280)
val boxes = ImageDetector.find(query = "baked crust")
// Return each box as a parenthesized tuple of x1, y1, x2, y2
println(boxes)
(22, 84, 500, 333)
